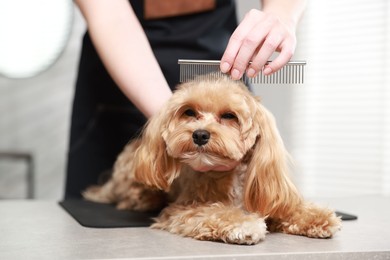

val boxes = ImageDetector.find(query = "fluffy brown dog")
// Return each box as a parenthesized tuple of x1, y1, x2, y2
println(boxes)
(83, 75, 341, 245)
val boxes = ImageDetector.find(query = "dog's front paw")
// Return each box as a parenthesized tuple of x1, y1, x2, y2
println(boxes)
(279, 205, 342, 239)
(225, 219, 267, 245)
(305, 213, 342, 238)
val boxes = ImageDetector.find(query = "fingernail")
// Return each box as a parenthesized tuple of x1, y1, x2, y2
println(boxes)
(221, 62, 230, 73)
(263, 67, 272, 75)
(231, 69, 240, 80)
(246, 68, 256, 78)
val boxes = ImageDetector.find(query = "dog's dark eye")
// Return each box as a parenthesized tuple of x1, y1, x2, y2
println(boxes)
(184, 108, 196, 117)
(221, 112, 237, 120)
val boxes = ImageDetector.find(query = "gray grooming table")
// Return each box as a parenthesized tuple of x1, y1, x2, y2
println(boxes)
(1, 196, 389, 259)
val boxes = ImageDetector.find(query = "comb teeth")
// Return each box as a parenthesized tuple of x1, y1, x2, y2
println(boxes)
(178, 59, 306, 84)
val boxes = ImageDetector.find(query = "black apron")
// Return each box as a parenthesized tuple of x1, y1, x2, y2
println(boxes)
(65, 0, 238, 199)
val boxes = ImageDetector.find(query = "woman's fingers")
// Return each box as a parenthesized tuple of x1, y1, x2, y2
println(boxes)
(221, 9, 297, 80)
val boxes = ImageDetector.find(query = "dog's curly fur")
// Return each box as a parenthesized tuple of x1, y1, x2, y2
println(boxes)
(83, 75, 341, 245)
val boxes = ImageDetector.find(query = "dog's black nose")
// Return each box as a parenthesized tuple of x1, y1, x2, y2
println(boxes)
(192, 129, 210, 146)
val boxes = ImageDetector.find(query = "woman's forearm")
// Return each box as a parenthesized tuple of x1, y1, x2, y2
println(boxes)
(75, 0, 172, 118)
(261, 0, 307, 30)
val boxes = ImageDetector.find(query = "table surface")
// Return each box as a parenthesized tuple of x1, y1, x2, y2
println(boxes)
(1, 196, 390, 259)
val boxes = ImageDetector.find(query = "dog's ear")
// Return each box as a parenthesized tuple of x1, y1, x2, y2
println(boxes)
(244, 102, 302, 218)
(133, 101, 181, 192)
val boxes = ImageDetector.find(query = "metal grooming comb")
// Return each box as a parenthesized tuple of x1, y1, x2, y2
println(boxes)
(178, 59, 306, 84)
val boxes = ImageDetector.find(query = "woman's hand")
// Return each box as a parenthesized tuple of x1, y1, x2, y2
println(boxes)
(221, 0, 306, 80)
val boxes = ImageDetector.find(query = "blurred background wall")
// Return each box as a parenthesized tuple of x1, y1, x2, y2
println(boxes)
(0, 0, 389, 200)
(0, 4, 85, 199)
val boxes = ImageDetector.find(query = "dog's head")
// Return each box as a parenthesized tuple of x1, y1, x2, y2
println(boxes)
(134, 75, 300, 216)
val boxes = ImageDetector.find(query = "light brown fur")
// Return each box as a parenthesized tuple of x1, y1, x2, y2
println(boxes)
(83, 75, 341, 245)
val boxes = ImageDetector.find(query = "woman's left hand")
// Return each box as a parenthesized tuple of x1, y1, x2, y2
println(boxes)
(220, 9, 297, 80)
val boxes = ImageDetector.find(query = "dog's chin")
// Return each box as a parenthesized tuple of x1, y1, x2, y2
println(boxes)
(181, 152, 240, 172)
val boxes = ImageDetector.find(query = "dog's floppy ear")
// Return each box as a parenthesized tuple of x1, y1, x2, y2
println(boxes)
(244, 101, 302, 218)
(133, 100, 181, 191)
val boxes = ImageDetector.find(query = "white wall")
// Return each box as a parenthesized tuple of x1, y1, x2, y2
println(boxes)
(0, 6, 86, 199)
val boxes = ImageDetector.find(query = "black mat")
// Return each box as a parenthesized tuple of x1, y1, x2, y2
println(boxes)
(335, 211, 358, 221)
(60, 200, 357, 228)
(59, 200, 160, 228)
